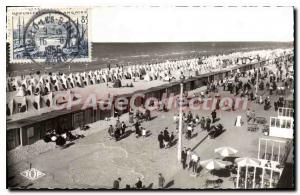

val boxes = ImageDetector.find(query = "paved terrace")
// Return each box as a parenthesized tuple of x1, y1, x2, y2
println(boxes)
(7, 85, 292, 189)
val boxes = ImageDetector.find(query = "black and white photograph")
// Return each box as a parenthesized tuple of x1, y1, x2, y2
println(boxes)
(3, 3, 295, 190)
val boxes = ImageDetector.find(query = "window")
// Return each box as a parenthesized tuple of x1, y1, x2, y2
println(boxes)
(278, 107, 294, 118)
(288, 109, 292, 117)
(275, 119, 280, 128)
(7, 128, 20, 150)
(278, 108, 283, 116)
(281, 120, 286, 128)
(286, 120, 291, 129)
(271, 118, 276, 127)
(282, 109, 287, 117)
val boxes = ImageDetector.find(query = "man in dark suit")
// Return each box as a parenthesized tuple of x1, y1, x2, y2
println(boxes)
(108, 125, 114, 138)
(135, 178, 143, 189)
(158, 131, 164, 149)
(206, 117, 211, 131)
(211, 110, 217, 123)
(113, 177, 121, 189)
(187, 111, 193, 123)
(135, 121, 141, 137)
(121, 121, 126, 135)
(115, 128, 121, 141)
(181, 147, 187, 169)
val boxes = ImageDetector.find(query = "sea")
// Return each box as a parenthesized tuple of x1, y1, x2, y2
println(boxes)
(7, 42, 293, 76)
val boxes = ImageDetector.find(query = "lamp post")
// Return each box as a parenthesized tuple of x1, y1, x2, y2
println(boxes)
(178, 73, 185, 162)
(255, 68, 259, 96)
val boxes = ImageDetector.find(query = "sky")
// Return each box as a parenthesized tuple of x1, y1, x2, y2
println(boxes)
(91, 6, 294, 42)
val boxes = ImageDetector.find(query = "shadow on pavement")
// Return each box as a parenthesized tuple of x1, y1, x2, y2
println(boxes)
(164, 180, 174, 189)
(212, 169, 231, 177)
(146, 183, 153, 189)
(169, 138, 178, 148)
(20, 183, 33, 189)
(222, 156, 239, 164)
(191, 132, 198, 139)
(197, 166, 203, 173)
(119, 130, 133, 140)
(61, 142, 75, 149)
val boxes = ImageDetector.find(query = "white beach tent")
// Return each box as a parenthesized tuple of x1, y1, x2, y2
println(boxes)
(7, 99, 15, 115)
(33, 94, 41, 110)
(16, 86, 26, 97)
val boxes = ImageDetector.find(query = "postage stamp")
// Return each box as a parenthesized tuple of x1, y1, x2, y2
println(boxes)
(7, 7, 92, 64)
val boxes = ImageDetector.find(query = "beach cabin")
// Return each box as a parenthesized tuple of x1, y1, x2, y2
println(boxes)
(6, 102, 114, 150)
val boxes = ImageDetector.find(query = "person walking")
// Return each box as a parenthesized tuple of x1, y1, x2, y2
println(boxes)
(192, 156, 200, 176)
(186, 124, 192, 140)
(115, 128, 121, 141)
(246, 108, 251, 122)
(211, 109, 217, 123)
(200, 117, 205, 131)
(108, 125, 114, 139)
(115, 119, 121, 130)
(206, 117, 211, 131)
(170, 132, 175, 146)
(181, 147, 187, 169)
(187, 111, 193, 123)
(121, 121, 126, 135)
(135, 121, 141, 137)
(232, 97, 236, 111)
(113, 177, 121, 189)
(216, 98, 221, 110)
(129, 111, 134, 124)
(274, 101, 278, 111)
(158, 131, 164, 149)
(158, 173, 165, 189)
(186, 148, 192, 170)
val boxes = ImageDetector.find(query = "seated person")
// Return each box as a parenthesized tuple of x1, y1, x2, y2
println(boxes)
(186, 129, 192, 140)
(265, 160, 272, 168)
(108, 125, 114, 138)
(145, 109, 151, 120)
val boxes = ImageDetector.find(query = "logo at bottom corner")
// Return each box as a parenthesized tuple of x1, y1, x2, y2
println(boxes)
(20, 168, 46, 181)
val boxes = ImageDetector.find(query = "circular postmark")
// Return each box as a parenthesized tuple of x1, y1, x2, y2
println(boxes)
(23, 9, 80, 64)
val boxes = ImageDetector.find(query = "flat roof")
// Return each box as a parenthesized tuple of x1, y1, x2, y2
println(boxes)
(6, 104, 84, 130)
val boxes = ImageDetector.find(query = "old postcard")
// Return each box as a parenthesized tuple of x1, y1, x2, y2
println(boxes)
(5, 6, 294, 190)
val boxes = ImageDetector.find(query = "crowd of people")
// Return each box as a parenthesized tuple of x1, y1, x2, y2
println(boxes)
(108, 119, 127, 141)
(158, 128, 176, 149)
(181, 147, 201, 176)
(105, 46, 293, 152)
